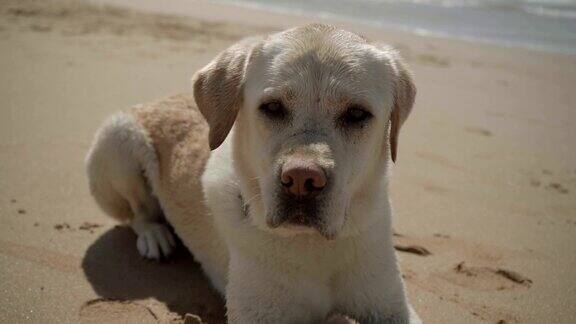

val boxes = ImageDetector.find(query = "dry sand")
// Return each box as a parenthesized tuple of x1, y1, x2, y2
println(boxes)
(0, 0, 575, 323)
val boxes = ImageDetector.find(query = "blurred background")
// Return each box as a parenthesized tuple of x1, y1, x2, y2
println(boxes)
(209, 0, 576, 53)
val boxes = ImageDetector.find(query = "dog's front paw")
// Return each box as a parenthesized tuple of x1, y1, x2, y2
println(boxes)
(135, 223, 176, 260)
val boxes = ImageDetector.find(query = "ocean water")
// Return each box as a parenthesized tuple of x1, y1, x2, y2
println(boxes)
(208, 0, 576, 54)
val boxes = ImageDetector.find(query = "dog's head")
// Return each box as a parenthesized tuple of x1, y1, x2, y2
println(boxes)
(194, 24, 415, 239)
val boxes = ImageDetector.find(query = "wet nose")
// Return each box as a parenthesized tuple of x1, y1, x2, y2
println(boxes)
(280, 160, 327, 198)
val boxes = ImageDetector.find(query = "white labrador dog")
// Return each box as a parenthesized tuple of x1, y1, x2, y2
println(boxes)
(86, 24, 419, 323)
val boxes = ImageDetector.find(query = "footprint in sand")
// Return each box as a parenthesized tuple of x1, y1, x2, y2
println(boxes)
(79, 299, 158, 324)
(440, 262, 532, 292)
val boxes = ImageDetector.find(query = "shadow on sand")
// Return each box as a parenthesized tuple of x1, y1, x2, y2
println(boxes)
(81, 226, 225, 323)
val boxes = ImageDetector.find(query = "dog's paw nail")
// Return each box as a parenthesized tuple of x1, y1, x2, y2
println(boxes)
(136, 235, 149, 256)
(135, 223, 176, 260)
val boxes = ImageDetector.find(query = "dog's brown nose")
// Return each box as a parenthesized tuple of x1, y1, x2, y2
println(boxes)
(280, 160, 327, 198)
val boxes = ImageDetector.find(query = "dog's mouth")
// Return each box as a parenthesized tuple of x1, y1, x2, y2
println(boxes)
(268, 203, 319, 227)
(265, 196, 336, 239)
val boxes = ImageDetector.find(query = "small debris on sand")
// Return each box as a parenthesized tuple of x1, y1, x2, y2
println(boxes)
(79, 222, 102, 233)
(54, 223, 71, 231)
(547, 182, 569, 194)
(10, 198, 17, 203)
(394, 244, 431, 256)
(17, 209, 26, 214)
(455, 262, 474, 276)
(496, 269, 533, 286)
(455, 262, 532, 287)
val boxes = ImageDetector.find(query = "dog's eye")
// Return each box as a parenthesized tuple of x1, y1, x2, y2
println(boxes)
(259, 100, 287, 119)
(340, 106, 372, 126)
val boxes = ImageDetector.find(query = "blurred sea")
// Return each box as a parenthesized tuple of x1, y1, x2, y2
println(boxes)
(208, 0, 576, 54)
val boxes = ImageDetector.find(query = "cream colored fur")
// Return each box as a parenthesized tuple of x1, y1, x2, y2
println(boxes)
(86, 24, 420, 323)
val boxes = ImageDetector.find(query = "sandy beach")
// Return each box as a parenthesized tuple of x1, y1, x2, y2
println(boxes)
(1, 0, 575, 323)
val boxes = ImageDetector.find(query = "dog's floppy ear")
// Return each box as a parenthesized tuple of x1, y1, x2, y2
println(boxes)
(388, 52, 416, 163)
(192, 38, 260, 150)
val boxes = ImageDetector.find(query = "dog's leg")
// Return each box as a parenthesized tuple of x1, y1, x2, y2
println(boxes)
(126, 181, 176, 260)
(86, 112, 176, 260)
(225, 252, 331, 324)
(332, 269, 415, 323)
(331, 235, 419, 324)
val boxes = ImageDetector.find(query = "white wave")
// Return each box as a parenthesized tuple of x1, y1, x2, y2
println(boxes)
(522, 5, 576, 18)
(208, 0, 576, 54)
(364, 0, 576, 11)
